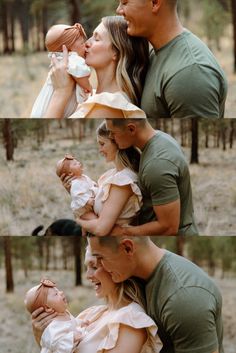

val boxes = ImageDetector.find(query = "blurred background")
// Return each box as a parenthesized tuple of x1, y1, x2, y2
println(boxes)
(0, 0, 235, 117)
(1, 236, 236, 353)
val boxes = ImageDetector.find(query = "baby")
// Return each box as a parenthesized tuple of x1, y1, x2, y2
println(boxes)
(31, 23, 91, 118)
(56, 154, 98, 218)
(24, 279, 87, 353)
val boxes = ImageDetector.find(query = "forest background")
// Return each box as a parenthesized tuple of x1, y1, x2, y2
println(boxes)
(0, 118, 236, 236)
(1, 236, 236, 353)
(0, 0, 236, 117)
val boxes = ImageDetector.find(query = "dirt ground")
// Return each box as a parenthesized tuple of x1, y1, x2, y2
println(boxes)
(0, 122, 235, 236)
(0, 266, 235, 353)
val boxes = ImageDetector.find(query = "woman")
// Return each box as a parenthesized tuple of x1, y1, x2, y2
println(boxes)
(70, 121, 142, 236)
(44, 16, 149, 118)
(31, 247, 160, 353)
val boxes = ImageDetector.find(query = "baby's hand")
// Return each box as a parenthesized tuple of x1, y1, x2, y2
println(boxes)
(74, 330, 83, 345)
(87, 198, 94, 207)
(81, 319, 90, 328)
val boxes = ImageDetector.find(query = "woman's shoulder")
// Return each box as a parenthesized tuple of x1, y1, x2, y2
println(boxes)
(102, 167, 138, 186)
(109, 302, 157, 334)
(76, 304, 107, 321)
(69, 91, 146, 119)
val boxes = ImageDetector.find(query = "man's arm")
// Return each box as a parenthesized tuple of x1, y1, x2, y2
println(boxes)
(162, 287, 221, 353)
(111, 199, 180, 236)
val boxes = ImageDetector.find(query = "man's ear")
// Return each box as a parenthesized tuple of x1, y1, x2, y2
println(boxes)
(151, 0, 162, 13)
(127, 123, 137, 135)
(120, 239, 135, 255)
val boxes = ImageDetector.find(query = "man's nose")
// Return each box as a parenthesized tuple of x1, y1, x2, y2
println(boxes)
(116, 3, 123, 15)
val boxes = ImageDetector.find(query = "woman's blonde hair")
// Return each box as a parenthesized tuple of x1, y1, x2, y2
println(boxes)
(96, 121, 140, 173)
(116, 277, 146, 309)
(102, 16, 149, 105)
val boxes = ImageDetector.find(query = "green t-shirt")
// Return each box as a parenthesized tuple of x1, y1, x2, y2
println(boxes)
(141, 30, 228, 119)
(145, 251, 224, 353)
(138, 131, 198, 235)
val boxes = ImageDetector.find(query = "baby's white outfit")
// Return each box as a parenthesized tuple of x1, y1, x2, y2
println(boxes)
(40, 312, 84, 353)
(71, 175, 98, 217)
(31, 52, 90, 118)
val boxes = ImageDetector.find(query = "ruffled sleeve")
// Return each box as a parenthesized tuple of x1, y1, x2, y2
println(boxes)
(97, 303, 157, 353)
(69, 91, 146, 119)
(101, 168, 142, 213)
(67, 52, 91, 78)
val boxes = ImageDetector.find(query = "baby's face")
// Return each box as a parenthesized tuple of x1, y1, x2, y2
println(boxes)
(46, 287, 67, 313)
(69, 159, 83, 177)
(71, 37, 86, 57)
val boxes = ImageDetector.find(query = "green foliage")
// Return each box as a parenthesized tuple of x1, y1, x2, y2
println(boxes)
(200, 0, 230, 49)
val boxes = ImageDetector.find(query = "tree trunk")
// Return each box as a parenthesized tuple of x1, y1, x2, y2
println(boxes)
(176, 237, 185, 256)
(17, 0, 30, 53)
(231, 0, 236, 72)
(69, 0, 81, 24)
(229, 120, 235, 148)
(3, 119, 14, 161)
(4, 237, 14, 293)
(190, 118, 199, 164)
(1, 0, 10, 53)
(74, 237, 82, 286)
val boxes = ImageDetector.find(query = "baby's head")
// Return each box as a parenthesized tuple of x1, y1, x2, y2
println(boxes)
(24, 279, 67, 314)
(45, 23, 87, 56)
(56, 154, 83, 178)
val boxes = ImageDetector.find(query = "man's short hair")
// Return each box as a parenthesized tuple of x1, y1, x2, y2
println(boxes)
(106, 118, 147, 128)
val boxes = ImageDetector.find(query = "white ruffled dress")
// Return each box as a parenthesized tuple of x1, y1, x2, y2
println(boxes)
(93, 168, 142, 226)
(31, 52, 90, 118)
(76, 302, 160, 353)
(70, 175, 98, 217)
(69, 91, 146, 119)
(40, 312, 83, 353)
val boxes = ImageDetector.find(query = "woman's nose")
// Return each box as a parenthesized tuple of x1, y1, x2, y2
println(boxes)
(86, 268, 95, 280)
(85, 39, 91, 48)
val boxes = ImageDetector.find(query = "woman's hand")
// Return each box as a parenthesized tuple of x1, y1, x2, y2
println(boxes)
(50, 45, 74, 94)
(43, 45, 75, 118)
(31, 307, 57, 345)
(60, 173, 77, 193)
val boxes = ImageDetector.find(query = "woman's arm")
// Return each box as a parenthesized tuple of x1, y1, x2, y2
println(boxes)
(104, 324, 147, 353)
(43, 45, 75, 119)
(76, 184, 133, 236)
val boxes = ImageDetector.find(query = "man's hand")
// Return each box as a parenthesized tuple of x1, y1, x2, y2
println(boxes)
(31, 307, 57, 345)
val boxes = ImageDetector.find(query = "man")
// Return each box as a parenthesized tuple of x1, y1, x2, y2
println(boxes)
(116, 0, 228, 119)
(106, 118, 198, 236)
(88, 235, 223, 353)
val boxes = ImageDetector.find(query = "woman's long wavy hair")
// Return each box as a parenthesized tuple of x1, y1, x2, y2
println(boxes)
(96, 121, 140, 173)
(102, 16, 149, 106)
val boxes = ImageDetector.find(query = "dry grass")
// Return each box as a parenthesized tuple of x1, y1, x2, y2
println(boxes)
(0, 122, 235, 236)
(0, 266, 235, 353)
